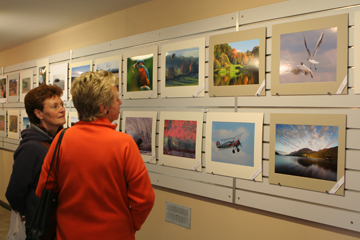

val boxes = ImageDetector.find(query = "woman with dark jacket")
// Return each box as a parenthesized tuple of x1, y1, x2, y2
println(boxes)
(6, 84, 66, 233)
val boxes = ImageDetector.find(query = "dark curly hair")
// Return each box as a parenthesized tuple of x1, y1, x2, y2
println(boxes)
(25, 84, 63, 125)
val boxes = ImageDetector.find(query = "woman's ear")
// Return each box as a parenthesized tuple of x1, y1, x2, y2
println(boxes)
(99, 104, 107, 115)
(34, 109, 43, 120)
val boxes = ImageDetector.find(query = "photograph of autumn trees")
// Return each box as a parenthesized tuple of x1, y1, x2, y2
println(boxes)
(275, 124, 338, 181)
(163, 119, 197, 159)
(213, 39, 259, 86)
(0, 77, 6, 98)
(165, 47, 199, 87)
(125, 117, 153, 156)
(0, 115, 5, 131)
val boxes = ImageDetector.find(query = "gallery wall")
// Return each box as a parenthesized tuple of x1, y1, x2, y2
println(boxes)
(0, 0, 284, 67)
(1, 0, 360, 239)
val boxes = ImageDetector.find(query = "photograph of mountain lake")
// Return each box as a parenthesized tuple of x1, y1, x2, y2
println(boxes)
(213, 39, 259, 86)
(275, 124, 338, 181)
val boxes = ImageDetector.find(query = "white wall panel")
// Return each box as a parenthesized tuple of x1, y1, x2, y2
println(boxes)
(149, 172, 233, 203)
(235, 189, 360, 232)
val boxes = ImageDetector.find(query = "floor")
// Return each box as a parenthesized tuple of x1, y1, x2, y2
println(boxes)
(0, 205, 11, 239)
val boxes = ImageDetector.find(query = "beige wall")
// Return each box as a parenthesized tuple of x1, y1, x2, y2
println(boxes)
(0, 0, 284, 67)
(137, 187, 360, 240)
(2, 0, 360, 239)
(0, 149, 13, 204)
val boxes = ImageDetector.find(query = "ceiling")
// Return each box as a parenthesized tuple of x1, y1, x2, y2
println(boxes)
(0, 0, 152, 53)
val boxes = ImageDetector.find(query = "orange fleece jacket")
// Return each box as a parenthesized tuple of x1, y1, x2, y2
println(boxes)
(36, 118, 155, 240)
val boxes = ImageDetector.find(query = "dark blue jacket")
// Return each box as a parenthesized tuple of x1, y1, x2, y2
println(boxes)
(6, 124, 54, 229)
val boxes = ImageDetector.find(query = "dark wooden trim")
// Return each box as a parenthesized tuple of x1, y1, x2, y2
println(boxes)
(0, 200, 11, 211)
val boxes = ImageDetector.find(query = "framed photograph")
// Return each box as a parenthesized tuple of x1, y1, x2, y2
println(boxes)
(20, 70, 33, 102)
(205, 112, 263, 181)
(208, 27, 266, 96)
(0, 75, 7, 103)
(69, 60, 93, 99)
(20, 110, 30, 131)
(7, 110, 19, 139)
(36, 58, 49, 86)
(269, 113, 346, 195)
(7, 73, 19, 103)
(122, 111, 157, 163)
(50, 63, 68, 102)
(94, 55, 122, 89)
(123, 46, 158, 99)
(68, 111, 79, 127)
(160, 38, 205, 98)
(271, 14, 348, 95)
(0, 110, 7, 137)
(158, 111, 203, 171)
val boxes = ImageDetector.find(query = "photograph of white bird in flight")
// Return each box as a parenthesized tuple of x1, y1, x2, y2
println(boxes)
(279, 27, 337, 84)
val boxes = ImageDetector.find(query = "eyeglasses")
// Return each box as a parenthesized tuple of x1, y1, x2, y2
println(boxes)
(47, 102, 64, 110)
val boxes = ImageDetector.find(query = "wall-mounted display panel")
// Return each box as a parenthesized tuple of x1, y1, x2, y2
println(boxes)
(160, 38, 205, 98)
(0, 75, 7, 103)
(36, 58, 49, 86)
(205, 112, 263, 181)
(7, 73, 19, 103)
(208, 27, 266, 96)
(7, 110, 19, 139)
(269, 113, 346, 195)
(0, 110, 7, 137)
(50, 62, 68, 102)
(158, 111, 203, 171)
(122, 111, 157, 163)
(271, 14, 348, 95)
(20, 70, 33, 102)
(123, 46, 158, 99)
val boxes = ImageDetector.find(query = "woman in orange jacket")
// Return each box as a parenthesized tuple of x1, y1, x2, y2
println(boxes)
(36, 70, 155, 240)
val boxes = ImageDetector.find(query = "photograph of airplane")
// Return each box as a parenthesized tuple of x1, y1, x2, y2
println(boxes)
(212, 121, 255, 167)
(215, 133, 243, 154)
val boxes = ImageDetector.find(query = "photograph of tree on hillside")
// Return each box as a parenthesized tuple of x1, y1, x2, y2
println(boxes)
(165, 47, 199, 87)
(213, 39, 259, 86)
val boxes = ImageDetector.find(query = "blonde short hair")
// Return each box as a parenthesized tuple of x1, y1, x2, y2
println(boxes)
(71, 70, 118, 121)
